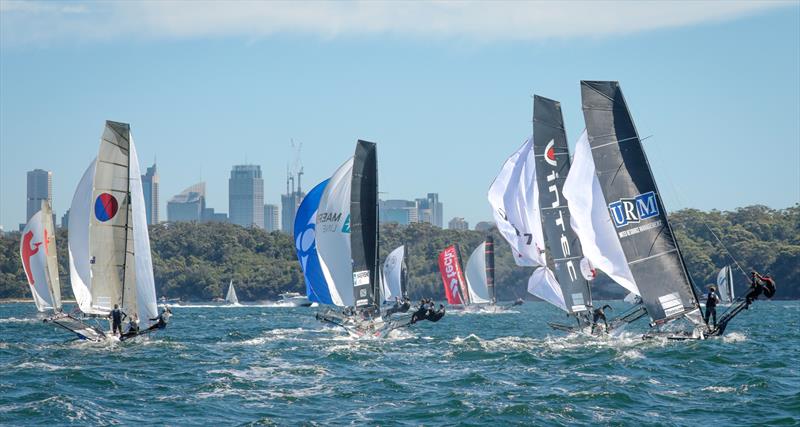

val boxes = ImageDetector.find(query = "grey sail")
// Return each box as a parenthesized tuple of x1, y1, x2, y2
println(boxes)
(532, 95, 592, 315)
(580, 81, 700, 324)
(485, 235, 496, 304)
(350, 140, 379, 308)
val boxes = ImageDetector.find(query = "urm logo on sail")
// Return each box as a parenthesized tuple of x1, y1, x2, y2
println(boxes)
(608, 191, 659, 228)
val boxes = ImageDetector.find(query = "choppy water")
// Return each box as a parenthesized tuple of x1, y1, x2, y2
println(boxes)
(1, 300, 798, 425)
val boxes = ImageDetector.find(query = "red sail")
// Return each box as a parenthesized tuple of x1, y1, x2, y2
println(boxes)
(438, 245, 468, 305)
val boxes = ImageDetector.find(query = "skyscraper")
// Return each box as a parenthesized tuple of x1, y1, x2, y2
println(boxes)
(26, 169, 52, 221)
(229, 165, 264, 228)
(264, 204, 280, 232)
(416, 193, 443, 228)
(281, 170, 305, 234)
(141, 162, 160, 225)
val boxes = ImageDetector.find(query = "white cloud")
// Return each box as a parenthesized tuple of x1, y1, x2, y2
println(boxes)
(0, 0, 790, 46)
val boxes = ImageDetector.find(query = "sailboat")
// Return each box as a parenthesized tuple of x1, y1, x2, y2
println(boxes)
(564, 81, 718, 339)
(437, 244, 470, 308)
(295, 140, 407, 337)
(381, 245, 406, 304)
(225, 280, 240, 305)
(464, 237, 498, 309)
(60, 120, 162, 341)
(489, 96, 608, 328)
(20, 200, 62, 314)
(716, 266, 735, 306)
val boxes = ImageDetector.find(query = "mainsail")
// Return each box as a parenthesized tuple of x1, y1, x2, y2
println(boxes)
(226, 281, 239, 304)
(716, 266, 734, 304)
(294, 179, 333, 304)
(68, 121, 158, 326)
(350, 140, 379, 308)
(438, 245, 468, 305)
(579, 81, 701, 325)
(382, 246, 405, 302)
(20, 200, 61, 312)
(464, 242, 492, 304)
(531, 95, 592, 314)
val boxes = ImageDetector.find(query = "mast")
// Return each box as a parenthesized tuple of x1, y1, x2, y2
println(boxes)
(580, 81, 701, 324)
(532, 95, 592, 314)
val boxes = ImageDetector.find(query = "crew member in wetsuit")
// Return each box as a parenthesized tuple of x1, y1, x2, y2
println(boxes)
(148, 306, 172, 331)
(429, 304, 446, 322)
(109, 304, 126, 336)
(411, 299, 431, 324)
(704, 286, 720, 326)
(745, 271, 769, 308)
(398, 297, 411, 313)
(591, 304, 613, 334)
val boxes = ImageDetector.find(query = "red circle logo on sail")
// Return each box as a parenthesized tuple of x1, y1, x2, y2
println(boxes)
(544, 140, 557, 166)
(94, 193, 119, 222)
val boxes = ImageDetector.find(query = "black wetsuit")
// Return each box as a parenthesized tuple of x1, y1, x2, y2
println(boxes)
(410, 305, 429, 324)
(110, 308, 125, 336)
(704, 292, 719, 326)
(429, 307, 446, 322)
(592, 305, 612, 333)
(746, 276, 765, 306)
(398, 301, 411, 313)
(148, 312, 170, 331)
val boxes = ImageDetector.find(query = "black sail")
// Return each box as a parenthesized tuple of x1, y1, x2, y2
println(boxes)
(580, 81, 700, 323)
(532, 95, 593, 315)
(350, 140, 379, 308)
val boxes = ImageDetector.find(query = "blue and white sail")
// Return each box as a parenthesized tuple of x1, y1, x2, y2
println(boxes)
(313, 158, 355, 307)
(294, 179, 334, 305)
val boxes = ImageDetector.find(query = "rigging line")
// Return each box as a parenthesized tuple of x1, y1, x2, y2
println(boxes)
(644, 136, 749, 280)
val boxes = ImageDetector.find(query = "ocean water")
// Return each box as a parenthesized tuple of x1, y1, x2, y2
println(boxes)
(1, 300, 798, 426)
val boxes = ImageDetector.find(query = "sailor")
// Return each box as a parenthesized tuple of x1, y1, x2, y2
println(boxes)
(148, 306, 172, 331)
(745, 271, 767, 308)
(109, 304, 126, 336)
(429, 304, 446, 322)
(591, 304, 613, 334)
(410, 303, 428, 324)
(127, 314, 140, 334)
(399, 297, 411, 313)
(513, 298, 524, 306)
(704, 286, 720, 326)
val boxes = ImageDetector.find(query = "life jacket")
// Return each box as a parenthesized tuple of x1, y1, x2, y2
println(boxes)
(707, 292, 718, 307)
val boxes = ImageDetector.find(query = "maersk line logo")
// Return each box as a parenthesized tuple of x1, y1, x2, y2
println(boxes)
(608, 191, 659, 228)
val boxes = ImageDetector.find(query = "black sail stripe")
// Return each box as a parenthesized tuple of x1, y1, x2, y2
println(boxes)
(350, 140, 379, 308)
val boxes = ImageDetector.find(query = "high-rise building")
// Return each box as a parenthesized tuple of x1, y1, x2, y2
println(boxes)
(61, 209, 70, 229)
(141, 162, 160, 225)
(448, 217, 469, 230)
(281, 170, 305, 234)
(416, 193, 443, 228)
(167, 182, 206, 222)
(229, 165, 264, 228)
(264, 204, 280, 232)
(26, 169, 52, 221)
(380, 199, 419, 225)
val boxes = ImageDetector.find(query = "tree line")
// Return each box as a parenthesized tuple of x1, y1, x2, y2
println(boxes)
(1, 204, 797, 302)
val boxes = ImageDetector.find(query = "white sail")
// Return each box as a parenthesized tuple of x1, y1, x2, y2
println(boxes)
(487, 138, 547, 268)
(487, 137, 568, 309)
(562, 130, 639, 297)
(226, 280, 239, 304)
(716, 266, 734, 304)
(20, 201, 61, 312)
(129, 137, 158, 323)
(69, 159, 98, 315)
(382, 245, 404, 302)
(528, 267, 567, 312)
(315, 157, 355, 307)
(464, 242, 492, 304)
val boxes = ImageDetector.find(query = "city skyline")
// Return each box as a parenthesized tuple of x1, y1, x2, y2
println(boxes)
(1, 2, 798, 230)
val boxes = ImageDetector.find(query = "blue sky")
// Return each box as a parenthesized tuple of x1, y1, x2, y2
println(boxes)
(1, 1, 798, 230)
